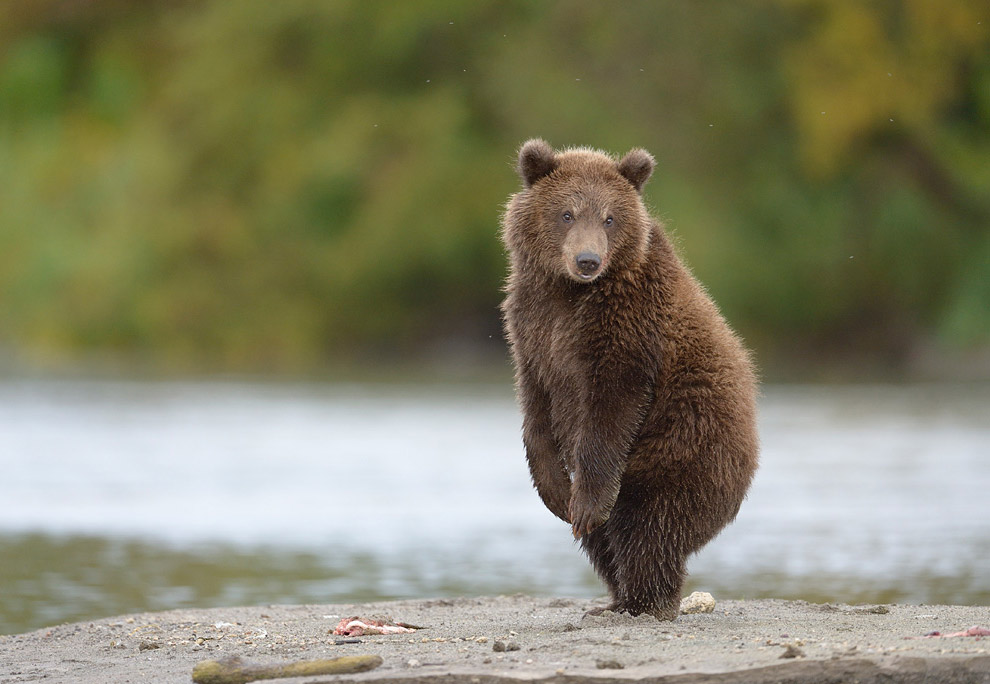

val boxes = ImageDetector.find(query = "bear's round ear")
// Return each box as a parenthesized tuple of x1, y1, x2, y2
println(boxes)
(617, 148, 655, 193)
(517, 139, 558, 188)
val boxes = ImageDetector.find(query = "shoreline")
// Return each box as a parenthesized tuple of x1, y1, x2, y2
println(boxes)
(1, 596, 988, 683)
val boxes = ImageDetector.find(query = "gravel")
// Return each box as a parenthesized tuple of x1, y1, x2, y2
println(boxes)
(1, 595, 988, 683)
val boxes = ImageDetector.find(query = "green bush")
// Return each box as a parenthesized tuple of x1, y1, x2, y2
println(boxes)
(1, 1, 987, 374)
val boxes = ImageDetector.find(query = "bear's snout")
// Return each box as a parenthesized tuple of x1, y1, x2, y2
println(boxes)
(575, 252, 602, 279)
(563, 224, 608, 283)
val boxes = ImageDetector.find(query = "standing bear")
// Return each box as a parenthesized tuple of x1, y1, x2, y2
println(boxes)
(501, 139, 759, 620)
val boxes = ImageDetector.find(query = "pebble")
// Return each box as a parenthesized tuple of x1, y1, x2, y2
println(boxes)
(780, 644, 806, 659)
(493, 640, 520, 652)
(680, 592, 716, 614)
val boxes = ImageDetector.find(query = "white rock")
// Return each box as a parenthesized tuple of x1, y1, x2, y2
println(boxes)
(679, 591, 716, 614)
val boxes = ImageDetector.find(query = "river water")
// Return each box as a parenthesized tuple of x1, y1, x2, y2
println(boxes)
(0, 379, 987, 634)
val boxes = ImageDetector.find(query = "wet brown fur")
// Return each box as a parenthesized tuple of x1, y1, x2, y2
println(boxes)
(500, 139, 759, 620)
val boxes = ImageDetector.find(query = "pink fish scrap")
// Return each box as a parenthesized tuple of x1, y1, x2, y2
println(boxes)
(333, 617, 419, 637)
(910, 626, 990, 639)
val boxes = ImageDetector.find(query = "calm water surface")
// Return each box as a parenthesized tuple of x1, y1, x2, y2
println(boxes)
(0, 379, 987, 634)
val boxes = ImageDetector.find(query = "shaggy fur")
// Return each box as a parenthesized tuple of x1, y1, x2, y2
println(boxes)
(500, 139, 759, 620)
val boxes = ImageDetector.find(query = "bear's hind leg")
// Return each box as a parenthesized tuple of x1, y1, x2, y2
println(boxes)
(606, 498, 687, 621)
(579, 526, 621, 611)
(612, 545, 685, 621)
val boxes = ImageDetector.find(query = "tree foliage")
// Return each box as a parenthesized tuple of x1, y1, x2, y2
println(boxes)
(1, 1, 987, 374)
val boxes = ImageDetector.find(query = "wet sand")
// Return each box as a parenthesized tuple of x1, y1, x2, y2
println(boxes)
(1, 595, 988, 683)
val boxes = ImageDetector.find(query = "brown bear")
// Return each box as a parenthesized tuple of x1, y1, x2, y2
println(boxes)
(500, 139, 759, 620)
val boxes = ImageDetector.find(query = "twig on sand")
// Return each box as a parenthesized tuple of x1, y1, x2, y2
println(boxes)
(191, 654, 382, 684)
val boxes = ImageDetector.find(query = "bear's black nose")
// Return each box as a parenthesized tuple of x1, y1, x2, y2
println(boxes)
(576, 252, 601, 274)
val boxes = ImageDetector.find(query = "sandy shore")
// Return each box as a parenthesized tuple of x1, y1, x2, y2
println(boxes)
(1, 595, 988, 683)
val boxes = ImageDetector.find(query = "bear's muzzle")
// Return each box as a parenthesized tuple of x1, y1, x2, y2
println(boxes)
(575, 252, 602, 279)
(563, 224, 608, 283)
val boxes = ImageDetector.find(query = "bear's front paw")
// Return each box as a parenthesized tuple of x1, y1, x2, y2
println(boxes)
(568, 492, 609, 539)
(539, 489, 571, 524)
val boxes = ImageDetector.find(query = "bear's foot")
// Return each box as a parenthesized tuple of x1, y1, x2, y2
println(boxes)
(582, 604, 616, 618)
(582, 601, 679, 622)
(608, 602, 679, 622)
(647, 605, 679, 622)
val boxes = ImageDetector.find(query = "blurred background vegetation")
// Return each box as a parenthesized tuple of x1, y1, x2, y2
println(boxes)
(1, 0, 988, 379)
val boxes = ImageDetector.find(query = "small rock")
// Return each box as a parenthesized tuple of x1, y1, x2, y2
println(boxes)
(406, 658, 421, 668)
(780, 644, 806, 659)
(596, 659, 624, 669)
(853, 605, 890, 615)
(493, 640, 520, 652)
(679, 591, 716, 614)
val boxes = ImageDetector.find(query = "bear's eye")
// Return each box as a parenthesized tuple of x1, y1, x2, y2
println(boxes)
(562, 211, 573, 223)
(605, 216, 614, 226)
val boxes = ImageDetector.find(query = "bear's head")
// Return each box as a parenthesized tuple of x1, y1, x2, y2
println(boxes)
(504, 139, 656, 284)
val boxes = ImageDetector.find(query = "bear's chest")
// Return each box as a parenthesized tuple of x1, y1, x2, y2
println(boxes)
(514, 292, 588, 381)
(517, 295, 599, 443)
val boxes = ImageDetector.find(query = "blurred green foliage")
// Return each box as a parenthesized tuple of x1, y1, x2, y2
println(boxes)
(1, 1, 988, 375)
